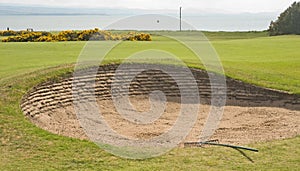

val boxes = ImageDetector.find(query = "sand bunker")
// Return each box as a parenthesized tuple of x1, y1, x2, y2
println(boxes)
(31, 96, 300, 145)
(21, 64, 300, 145)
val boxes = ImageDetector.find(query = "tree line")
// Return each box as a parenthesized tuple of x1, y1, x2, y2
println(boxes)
(269, 1, 300, 36)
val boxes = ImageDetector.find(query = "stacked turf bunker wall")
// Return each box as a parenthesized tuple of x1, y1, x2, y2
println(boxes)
(21, 64, 300, 118)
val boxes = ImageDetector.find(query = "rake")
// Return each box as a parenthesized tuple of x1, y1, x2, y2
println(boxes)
(184, 139, 259, 152)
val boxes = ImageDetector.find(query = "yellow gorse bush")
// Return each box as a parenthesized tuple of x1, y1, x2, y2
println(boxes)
(1, 28, 152, 42)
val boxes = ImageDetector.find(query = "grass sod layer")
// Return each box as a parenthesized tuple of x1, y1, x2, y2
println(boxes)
(0, 31, 300, 170)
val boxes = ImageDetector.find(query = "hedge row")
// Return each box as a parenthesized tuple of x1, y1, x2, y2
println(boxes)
(0, 30, 42, 36)
(1, 29, 152, 42)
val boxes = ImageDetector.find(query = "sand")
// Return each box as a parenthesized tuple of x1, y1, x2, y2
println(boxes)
(30, 95, 300, 145)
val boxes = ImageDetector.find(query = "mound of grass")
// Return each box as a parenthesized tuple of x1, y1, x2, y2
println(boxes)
(0, 33, 299, 93)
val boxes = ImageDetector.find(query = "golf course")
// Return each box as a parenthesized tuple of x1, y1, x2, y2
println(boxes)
(0, 30, 300, 170)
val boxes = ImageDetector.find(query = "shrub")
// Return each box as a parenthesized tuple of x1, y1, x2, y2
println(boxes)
(56, 30, 79, 41)
(36, 36, 54, 42)
(120, 32, 152, 41)
(1, 29, 152, 42)
(135, 33, 152, 41)
(0, 30, 18, 36)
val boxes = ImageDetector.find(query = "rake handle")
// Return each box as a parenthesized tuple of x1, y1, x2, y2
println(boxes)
(201, 142, 259, 152)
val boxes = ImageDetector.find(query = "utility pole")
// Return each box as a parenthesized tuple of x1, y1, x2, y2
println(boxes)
(179, 7, 182, 31)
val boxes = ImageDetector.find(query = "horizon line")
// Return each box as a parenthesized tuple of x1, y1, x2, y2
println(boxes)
(0, 2, 281, 15)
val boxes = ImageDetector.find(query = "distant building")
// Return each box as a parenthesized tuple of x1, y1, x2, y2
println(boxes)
(27, 28, 34, 32)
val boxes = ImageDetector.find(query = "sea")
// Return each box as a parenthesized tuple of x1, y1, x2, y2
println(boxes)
(0, 13, 278, 31)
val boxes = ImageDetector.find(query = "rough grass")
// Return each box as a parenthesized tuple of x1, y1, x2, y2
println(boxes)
(0, 31, 300, 170)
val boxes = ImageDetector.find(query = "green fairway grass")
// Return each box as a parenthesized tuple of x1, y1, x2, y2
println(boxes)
(1, 32, 299, 93)
(0, 42, 85, 80)
(214, 35, 300, 94)
(0, 31, 299, 170)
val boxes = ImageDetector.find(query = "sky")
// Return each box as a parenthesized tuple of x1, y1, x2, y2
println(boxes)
(0, 0, 297, 13)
